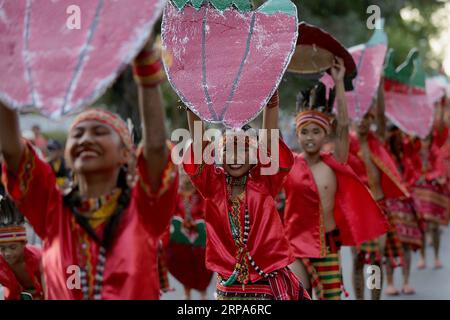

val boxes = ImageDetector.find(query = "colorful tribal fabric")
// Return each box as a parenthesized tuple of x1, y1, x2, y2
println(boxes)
(384, 226, 405, 267)
(216, 277, 273, 300)
(413, 182, 449, 226)
(216, 268, 310, 301)
(358, 239, 382, 265)
(385, 198, 423, 250)
(303, 254, 342, 300)
(0, 226, 27, 243)
(295, 110, 331, 134)
(358, 200, 405, 267)
(302, 230, 344, 300)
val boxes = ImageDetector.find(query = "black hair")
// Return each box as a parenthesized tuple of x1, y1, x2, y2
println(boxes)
(0, 196, 25, 227)
(296, 82, 336, 115)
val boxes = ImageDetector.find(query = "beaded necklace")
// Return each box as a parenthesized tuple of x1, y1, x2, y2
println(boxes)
(221, 175, 277, 287)
(69, 187, 129, 300)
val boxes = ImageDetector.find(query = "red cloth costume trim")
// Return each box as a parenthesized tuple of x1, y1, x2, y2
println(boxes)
(349, 132, 409, 199)
(283, 152, 389, 258)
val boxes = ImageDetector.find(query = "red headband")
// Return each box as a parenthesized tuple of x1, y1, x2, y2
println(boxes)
(70, 109, 133, 152)
(0, 226, 27, 243)
(295, 111, 331, 134)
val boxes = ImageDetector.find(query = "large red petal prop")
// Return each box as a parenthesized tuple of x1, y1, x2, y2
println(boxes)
(162, 0, 298, 128)
(0, 0, 164, 118)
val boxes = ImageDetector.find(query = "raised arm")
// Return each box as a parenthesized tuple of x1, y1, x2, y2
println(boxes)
(376, 77, 387, 140)
(263, 90, 279, 130)
(435, 96, 445, 134)
(134, 38, 169, 193)
(262, 89, 279, 152)
(332, 57, 350, 164)
(0, 101, 24, 173)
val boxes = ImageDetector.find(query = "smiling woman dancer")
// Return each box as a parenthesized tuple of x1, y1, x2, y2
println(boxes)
(0, 37, 178, 300)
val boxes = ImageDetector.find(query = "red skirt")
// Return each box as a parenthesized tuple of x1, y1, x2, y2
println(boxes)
(412, 182, 449, 226)
(385, 198, 424, 250)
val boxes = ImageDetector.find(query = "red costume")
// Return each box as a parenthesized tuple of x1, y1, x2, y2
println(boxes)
(2, 143, 178, 299)
(384, 134, 424, 250)
(411, 126, 450, 225)
(348, 132, 409, 265)
(283, 152, 389, 259)
(183, 138, 308, 300)
(349, 132, 409, 199)
(0, 245, 43, 300)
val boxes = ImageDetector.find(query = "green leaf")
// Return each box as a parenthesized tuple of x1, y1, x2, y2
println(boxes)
(171, 0, 190, 10)
(395, 49, 421, 85)
(232, 0, 252, 12)
(210, 0, 232, 11)
(409, 57, 426, 88)
(384, 49, 397, 79)
(258, 0, 297, 17)
(384, 48, 426, 88)
(191, 0, 205, 9)
(170, 0, 253, 12)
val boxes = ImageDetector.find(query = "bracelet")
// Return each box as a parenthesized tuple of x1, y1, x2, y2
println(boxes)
(133, 48, 165, 88)
(267, 90, 279, 109)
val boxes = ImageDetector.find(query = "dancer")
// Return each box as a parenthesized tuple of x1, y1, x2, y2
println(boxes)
(0, 37, 178, 299)
(283, 58, 388, 300)
(349, 82, 409, 300)
(414, 97, 449, 270)
(0, 196, 43, 300)
(183, 91, 309, 300)
(383, 126, 424, 295)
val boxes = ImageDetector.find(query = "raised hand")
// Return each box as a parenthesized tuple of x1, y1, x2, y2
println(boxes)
(331, 56, 346, 84)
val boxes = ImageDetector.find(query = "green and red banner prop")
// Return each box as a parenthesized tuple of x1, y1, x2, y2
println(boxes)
(384, 49, 433, 138)
(322, 25, 388, 120)
(161, 0, 298, 128)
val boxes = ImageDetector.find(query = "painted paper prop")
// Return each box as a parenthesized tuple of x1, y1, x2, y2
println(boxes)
(161, 0, 298, 128)
(287, 22, 357, 91)
(322, 26, 388, 120)
(384, 49, 433, 138)
(0, 0, 164, 118)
